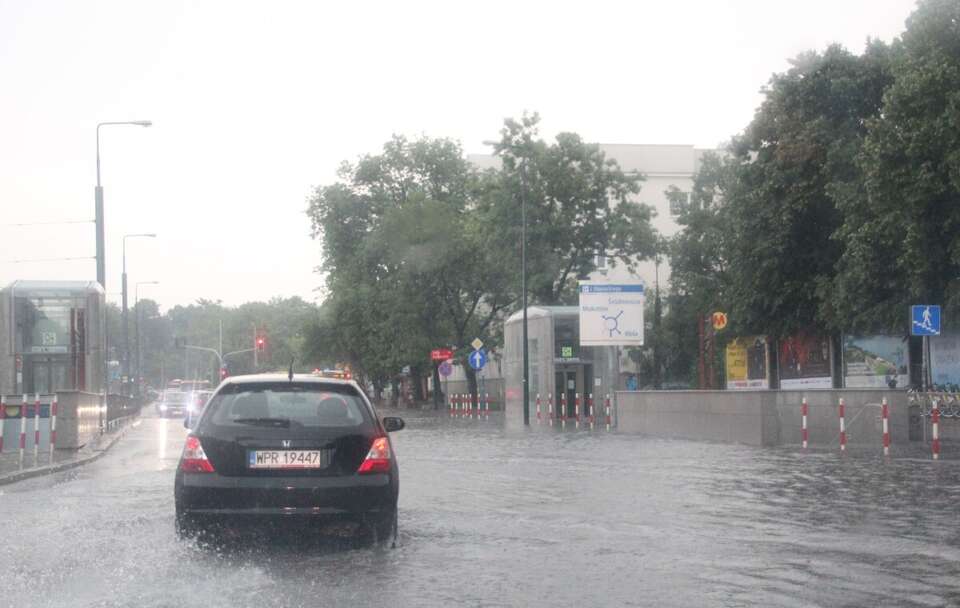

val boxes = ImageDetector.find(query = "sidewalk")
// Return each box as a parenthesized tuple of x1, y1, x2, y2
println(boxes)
(0, 417, 137, 486)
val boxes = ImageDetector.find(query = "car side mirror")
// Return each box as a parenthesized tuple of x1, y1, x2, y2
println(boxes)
(383, 416, 405, 432)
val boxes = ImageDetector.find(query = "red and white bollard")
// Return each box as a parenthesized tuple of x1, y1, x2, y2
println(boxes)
(801, 397, 808, 450)
(605, 394, 612, 431)
(34, 393, 40, 457)
(588, 394, 595, 431)
(536, 394, 541, 424)
(881, 397, 890, 457)
(0, 395, 5, 453)
(484, 393, 490, 419)
(19, 394, 27, 461)
(50, 395, 58, 456)
(548, 393, 554, 427)
(932, 398, 941, 461)
(575, 393, 581, 429)
(561, 393, 568, 429)
(839, 398, 846, 453)
(449, 393, 455, 417)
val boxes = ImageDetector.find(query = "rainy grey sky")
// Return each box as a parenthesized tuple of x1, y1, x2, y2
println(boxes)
(0, 0, 918, 310)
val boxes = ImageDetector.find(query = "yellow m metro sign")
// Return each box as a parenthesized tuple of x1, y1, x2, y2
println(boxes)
(712, 311, 728, 331)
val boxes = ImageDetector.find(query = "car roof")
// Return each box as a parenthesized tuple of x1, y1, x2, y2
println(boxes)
(221, 373, 359, 388)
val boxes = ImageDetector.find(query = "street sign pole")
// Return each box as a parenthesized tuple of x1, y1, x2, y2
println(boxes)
(520, 160, 530, 427)
(910, 305, 941, 390)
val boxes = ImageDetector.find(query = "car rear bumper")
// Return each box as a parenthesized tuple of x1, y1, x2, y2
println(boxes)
(175, 471, 396, 519)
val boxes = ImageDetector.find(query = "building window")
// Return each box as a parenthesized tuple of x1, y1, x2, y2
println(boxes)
(669, 192, 690, 216)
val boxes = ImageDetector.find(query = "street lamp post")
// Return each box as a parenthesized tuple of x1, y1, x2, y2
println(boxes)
(95, 120, 151, 430)
(135, 281, 159, 398)
(95, 120, 152, 290)
(485, 139, 532, 426)
(519, 161, 530, 426)
(122, 233, 156, 394)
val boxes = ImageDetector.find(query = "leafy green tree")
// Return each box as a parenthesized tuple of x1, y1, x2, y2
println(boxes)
(715, 43, 892, 337)
(306, 135, 513, 405)
(489, 113, 658, 304)
(829, 0, 960, 330)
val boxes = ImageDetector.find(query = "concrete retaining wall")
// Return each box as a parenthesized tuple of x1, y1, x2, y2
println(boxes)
(615, 389, 910, 447)
(51, 391, 102, 449)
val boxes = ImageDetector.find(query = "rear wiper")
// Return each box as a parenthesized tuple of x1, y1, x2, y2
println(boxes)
(231, 417, 291, 428)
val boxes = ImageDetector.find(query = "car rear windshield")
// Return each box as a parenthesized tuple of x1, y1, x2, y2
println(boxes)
(200, 382, 372, 429)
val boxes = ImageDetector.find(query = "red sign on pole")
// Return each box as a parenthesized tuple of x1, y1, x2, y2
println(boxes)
(431, 348, 453, 361)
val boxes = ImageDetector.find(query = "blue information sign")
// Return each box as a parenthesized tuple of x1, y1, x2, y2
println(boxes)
(468, 348, 487, 370)
(911, 305, 941, 336)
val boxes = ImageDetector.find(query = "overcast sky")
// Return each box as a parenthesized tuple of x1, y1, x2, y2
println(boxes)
(0, 0, 919, 311)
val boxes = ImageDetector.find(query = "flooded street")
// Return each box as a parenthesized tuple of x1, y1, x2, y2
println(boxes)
(2, 410, 960, 608)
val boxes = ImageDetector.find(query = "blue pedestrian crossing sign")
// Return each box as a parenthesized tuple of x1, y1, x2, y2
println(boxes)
(911, 305, 941, 336)
(468, 348, 487, 370)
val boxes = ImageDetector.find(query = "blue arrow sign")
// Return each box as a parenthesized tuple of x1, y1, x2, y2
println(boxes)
(468, 348, 487, 370)
(911, 305, 941, 336)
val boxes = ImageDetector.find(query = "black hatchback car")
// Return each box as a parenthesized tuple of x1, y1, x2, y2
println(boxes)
(174, 374, 404, 543)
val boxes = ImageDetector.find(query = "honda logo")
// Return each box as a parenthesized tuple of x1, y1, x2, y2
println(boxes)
(281, 440, 291, 448)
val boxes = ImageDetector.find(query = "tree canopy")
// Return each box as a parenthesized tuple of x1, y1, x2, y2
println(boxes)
(304, 118, 659, 399)
(661, 0, 958, 386)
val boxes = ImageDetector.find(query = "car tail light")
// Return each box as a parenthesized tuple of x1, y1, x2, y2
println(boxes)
(357, 436, 391, 474)
(180, 435, 215, 473)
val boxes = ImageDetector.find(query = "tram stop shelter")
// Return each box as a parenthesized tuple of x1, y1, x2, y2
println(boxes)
(0, 280, 106, 396)
(503, 306, 620, 429)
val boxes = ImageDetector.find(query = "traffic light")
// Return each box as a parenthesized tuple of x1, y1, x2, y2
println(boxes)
(220, 366, 229, 380)
(256, 335, 266, 352)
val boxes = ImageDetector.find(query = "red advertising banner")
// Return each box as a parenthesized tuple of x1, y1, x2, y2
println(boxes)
(431, 348, 453, 361)
(779, 332, 833, 389)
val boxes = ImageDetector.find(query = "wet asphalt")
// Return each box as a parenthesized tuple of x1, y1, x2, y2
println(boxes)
(1, 408, 960, 608)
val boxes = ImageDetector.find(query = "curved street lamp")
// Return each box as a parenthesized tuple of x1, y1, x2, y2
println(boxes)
(94, 120, 151, 424)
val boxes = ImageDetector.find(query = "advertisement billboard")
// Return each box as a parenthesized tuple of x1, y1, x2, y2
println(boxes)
(842, 335, 909, 388)
(778, 332, 833, 389)
(578, 282, 644, 346)
(725, 336, 769, 390)
(931, 334, 960, 386)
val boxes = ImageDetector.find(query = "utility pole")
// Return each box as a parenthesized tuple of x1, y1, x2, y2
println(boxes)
(653, 253, 662, 390)
(253, 323, 258, 369)
(520, 159, 530, 426)
(698, 314, 706, 389)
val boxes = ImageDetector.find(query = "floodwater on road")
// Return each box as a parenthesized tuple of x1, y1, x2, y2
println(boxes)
(1, 409, 960, 608)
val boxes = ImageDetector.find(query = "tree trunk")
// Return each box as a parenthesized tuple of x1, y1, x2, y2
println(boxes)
(411, 366, 425, 402)
(390, 378, 400, 408)
(432, 362, 443, 409)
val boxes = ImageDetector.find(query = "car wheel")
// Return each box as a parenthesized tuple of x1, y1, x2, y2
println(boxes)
(364, 508, 397, 547)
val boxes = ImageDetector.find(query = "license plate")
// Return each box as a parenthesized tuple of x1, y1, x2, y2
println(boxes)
(248, 450, 329, 469)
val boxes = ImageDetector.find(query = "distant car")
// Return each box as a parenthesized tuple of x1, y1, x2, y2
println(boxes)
(174, 374, 405, 544)
(156, 391, 191, 418)
(186, 390, 214, 417)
